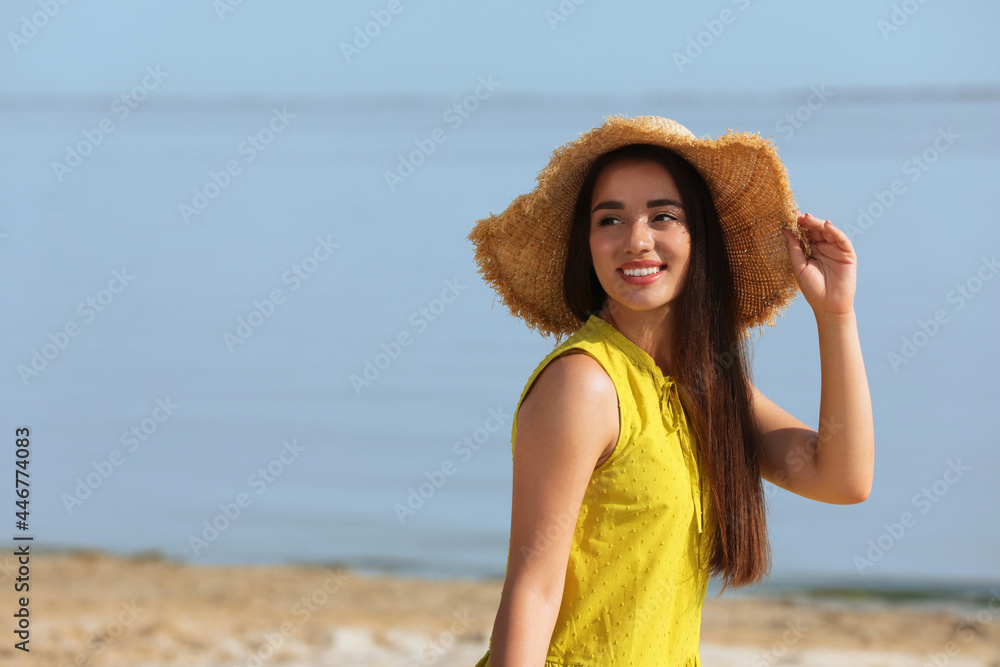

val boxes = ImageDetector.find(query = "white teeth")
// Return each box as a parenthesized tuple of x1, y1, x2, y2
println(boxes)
(622, 266, 663, 277)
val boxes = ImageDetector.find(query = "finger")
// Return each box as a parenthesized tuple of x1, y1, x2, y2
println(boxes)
(820, 220, 857, 254)
(795, 215, 829, 243)
(800, 216, 848, 251)
(782, 228, 808, 273)
(807, 240, 851, 261)
(805, 226, 855, 262)
(796, 212, 828, 229)
(817, 221, 839, 245)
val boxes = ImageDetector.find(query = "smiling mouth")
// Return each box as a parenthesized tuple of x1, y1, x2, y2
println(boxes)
(619, 265, 666, 277)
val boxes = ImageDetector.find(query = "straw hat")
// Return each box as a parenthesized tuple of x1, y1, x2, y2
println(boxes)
(468, 115, 811, 339)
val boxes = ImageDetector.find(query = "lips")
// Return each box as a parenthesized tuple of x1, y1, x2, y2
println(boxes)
(618, 259, 664, 269)
(620, 265, 664, 277)
(617, 262, 667, 285)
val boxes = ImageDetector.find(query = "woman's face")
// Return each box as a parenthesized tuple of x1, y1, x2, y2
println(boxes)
(588, 157, 692, 316)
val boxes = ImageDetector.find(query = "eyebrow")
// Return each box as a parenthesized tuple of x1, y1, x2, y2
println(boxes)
(591, 199, 684, 213)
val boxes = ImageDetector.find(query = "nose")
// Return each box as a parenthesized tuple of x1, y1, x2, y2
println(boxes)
(625, 218, 653, 254)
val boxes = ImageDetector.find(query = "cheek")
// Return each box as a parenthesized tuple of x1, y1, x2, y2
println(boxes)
(669, 229, 692, 261)
(678, 239, 692, 262)
(589, 232, 612, 267)
(659, 230, 692, 285)
(673, 238, 692, 271)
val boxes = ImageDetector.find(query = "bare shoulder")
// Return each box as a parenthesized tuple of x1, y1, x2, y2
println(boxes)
(518, 350, 618, 466)
(503, 349, 620, 605)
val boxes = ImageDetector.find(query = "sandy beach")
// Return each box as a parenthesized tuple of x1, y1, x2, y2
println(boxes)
(3, 551, 998, 667)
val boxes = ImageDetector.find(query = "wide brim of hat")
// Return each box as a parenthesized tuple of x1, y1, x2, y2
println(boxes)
(468, 115, 810, 339)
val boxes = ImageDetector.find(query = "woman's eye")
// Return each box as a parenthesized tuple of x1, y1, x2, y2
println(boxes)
(595, 212, 677, 227)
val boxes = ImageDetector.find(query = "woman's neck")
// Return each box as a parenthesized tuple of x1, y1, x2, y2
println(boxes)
(598, 301, 677, 376)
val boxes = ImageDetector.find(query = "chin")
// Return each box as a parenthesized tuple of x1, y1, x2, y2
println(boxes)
(608, 292, 676, 313)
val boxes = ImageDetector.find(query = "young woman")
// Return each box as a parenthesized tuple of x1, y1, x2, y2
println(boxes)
(467, 116, 874, 666)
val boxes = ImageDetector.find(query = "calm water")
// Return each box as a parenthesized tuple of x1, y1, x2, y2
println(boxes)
(2, 92, 998, 592)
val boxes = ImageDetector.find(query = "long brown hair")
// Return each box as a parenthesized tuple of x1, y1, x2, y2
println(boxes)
(563, 143, 770, 592)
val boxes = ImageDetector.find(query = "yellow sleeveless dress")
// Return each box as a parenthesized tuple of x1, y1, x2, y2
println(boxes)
(475, 314, 715, 666)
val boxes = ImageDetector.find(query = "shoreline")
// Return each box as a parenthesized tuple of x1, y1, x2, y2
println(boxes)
(16, 543, 998, 602)
(5, 549, 998, 666)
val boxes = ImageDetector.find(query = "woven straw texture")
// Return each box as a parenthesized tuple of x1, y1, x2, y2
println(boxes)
(468, 115, 810, 339)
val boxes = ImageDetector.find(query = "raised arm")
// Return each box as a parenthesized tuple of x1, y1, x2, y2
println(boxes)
(753, 213, 874, 504)
(487, 351, 618, 666)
